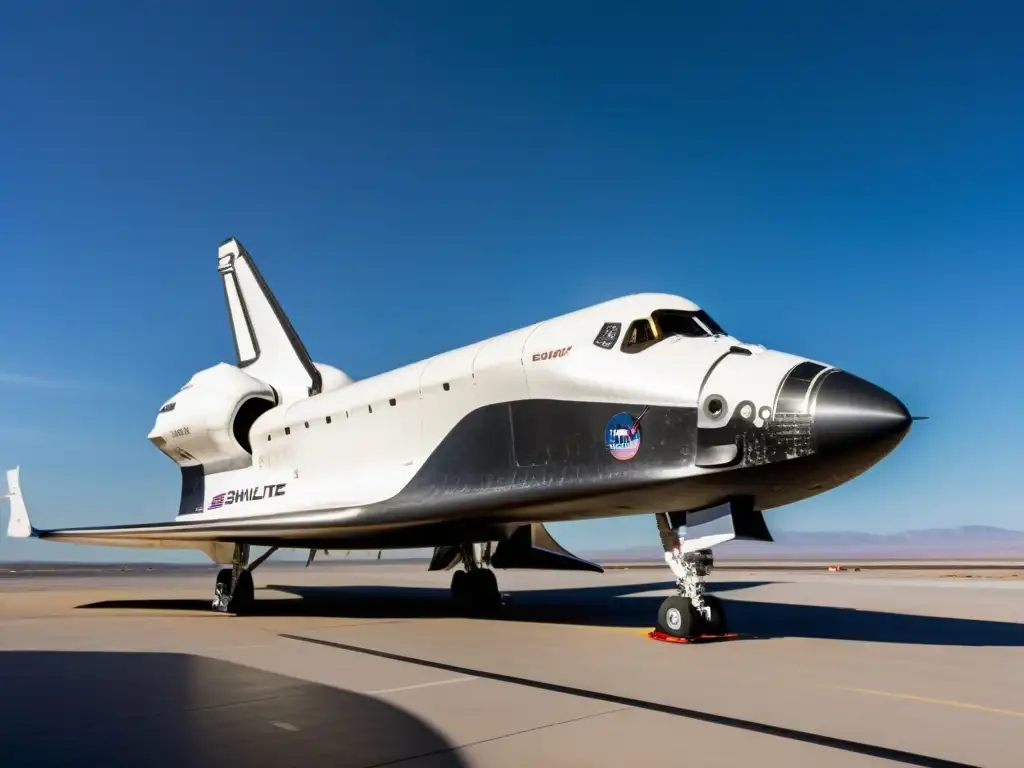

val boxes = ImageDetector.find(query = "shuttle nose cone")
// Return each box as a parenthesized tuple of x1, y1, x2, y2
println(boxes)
(812, 371, 912, 456)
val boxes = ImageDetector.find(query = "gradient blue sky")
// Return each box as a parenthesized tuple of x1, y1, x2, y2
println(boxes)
(1, 2, 1021, 562)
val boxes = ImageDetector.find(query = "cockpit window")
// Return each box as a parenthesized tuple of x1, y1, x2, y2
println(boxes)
(696, 310, 726, 335)
(621, 309, 727, 353)
(652, 309, 726, 338)
(621, 318, 658, 353)
(593, 322, 622, 349)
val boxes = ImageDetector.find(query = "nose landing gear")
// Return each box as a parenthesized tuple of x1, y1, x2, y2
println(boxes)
(654, 513, 729, 640)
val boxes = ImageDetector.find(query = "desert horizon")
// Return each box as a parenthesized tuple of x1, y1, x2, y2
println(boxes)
(4, 524, 1024, 566)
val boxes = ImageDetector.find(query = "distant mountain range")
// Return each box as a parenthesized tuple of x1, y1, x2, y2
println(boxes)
(582, 526, 1024, 561)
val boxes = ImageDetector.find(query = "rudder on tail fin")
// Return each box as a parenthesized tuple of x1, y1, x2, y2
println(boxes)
(218, 237, 322, 403)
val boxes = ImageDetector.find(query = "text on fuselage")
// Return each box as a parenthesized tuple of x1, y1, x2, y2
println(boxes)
(532, 345, 572, 362)
(208, 483, 287, 511)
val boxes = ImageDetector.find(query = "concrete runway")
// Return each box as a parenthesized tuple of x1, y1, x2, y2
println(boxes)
(2, 562, 1023, 768)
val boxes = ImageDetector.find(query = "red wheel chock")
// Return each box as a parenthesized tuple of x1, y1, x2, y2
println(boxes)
(648, 630, 744, 644)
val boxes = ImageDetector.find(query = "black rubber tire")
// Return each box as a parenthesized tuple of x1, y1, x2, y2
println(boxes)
(703, 595, 728, 635)
(473, 569, 499, 598)
(229, 570, 255, 614)
(657, 595, 703, 639)
(465, 569, 501, 616)
(450, 569, 469, 611)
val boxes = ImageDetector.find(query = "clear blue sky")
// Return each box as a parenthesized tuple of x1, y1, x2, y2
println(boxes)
(1, 2, 1021, 562)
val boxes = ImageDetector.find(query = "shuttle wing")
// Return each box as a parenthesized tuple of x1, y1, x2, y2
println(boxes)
(5, 466, 188, 547)
(3, 466, 231, 562)
(2, 467, 353, 564)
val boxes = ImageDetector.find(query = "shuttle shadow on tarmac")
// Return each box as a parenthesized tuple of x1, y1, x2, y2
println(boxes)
(76, 580, 1024, 647)
(1, 651, 469, 768)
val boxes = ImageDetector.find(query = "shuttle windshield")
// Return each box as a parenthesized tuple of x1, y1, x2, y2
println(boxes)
(652, 309, 726, 338)
(621, 309, 727, 353)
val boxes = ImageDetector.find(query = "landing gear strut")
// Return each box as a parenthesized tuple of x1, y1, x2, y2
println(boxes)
(449, 543, 502, 616)
(212, 544, 277, 614)
(654, 513, 728, 639)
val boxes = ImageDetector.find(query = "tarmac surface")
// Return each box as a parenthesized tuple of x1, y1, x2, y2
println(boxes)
(2, 561, 1024, 768)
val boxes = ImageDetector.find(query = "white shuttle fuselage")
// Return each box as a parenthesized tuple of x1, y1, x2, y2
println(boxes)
(153, 293, 806, 525)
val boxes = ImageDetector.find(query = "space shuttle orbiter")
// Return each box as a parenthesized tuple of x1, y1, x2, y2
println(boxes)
(5, 236, 915, 640)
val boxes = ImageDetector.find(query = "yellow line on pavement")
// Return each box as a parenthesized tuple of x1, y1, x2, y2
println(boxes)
(845, 687, 1024, 718)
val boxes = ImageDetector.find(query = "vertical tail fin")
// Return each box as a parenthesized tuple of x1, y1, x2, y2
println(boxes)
(4, 467, 35, 539)
(217, 237, 322, 403)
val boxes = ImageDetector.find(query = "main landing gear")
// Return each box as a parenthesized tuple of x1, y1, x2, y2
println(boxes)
(449, 543, 502, 616)
(212, 544, 277, 614)
(654, 513, 728, 640)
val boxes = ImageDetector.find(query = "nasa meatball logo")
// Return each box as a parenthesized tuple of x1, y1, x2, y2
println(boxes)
(605, 412, 641, 461)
